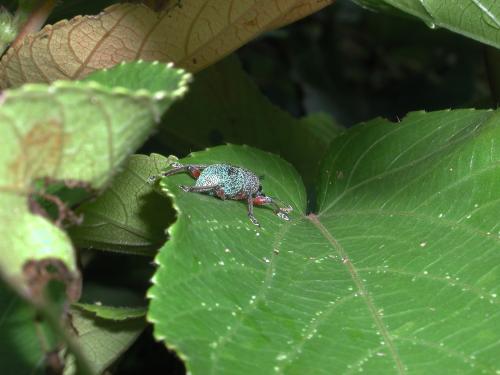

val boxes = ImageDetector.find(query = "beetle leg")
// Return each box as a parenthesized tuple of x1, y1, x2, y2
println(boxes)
(214, 187, 226, 200)
(187, 166, 203, 178)
(159, 163, 208, 179)
(247, 196, 260, 226)
(179, 184, 218, 193)
(253, 195, 292, 221)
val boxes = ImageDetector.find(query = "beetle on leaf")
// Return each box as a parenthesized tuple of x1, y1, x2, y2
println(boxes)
(151, 162, 292, 227)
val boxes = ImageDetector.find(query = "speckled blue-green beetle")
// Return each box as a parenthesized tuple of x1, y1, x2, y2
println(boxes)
(156, 162, 292, 226)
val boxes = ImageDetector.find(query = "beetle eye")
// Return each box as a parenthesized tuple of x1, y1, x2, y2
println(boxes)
(258, 185, 263, 191)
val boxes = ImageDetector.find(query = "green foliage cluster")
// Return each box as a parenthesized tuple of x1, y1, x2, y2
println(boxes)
(0, 1, 499, 375)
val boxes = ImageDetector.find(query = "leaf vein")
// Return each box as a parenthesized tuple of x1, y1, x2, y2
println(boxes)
(308, 213, 406, 374)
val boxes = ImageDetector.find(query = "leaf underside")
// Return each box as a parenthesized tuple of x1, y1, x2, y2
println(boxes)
(68, 154, 177, 255)
(0, 1, 334, 88)
(64, 307, 146, 375)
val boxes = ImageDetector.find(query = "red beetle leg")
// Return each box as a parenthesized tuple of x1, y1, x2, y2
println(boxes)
(253, 195, 292, 221)
(253, 196, 270, 205)
(187, 166, 201, 178)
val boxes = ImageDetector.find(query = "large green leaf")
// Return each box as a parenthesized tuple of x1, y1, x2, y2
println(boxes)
(352, 0, 500, 48)
(158, 55, 342, 185)
(148, 110, 500, 374)
(0, 61, 190, 296)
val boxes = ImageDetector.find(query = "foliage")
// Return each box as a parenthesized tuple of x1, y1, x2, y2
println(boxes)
(0, 1, 499, 375)
(352, 0, 500, 49)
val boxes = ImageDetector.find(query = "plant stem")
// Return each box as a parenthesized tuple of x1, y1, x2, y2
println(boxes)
(11, 0, 56, 49)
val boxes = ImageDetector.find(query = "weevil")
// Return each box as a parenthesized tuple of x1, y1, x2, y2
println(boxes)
(151, 162, 292, 226)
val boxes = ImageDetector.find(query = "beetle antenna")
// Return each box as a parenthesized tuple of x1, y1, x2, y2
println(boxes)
(272, 196, 293, 212)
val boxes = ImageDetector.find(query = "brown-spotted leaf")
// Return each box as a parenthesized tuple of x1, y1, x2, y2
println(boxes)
(0, 61, 190, 299)
(0, 0, 333, 88)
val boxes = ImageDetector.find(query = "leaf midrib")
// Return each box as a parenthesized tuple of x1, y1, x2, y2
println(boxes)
(308, 213, 406, 375)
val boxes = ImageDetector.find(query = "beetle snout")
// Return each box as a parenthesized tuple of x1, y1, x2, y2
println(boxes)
(253, 195, 272, 205)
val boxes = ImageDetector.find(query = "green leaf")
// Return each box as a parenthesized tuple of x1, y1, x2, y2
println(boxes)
(74, 303, 146, 321)
(158, 55, 343, 185)
(82, 60, 190, 99)
(68, 154, 176, 255)
(0, 280, 57, 375)
(64, 307, 146, 375)
(148, 110, 500, 374)
(0, 61, 190, 296)
(351, 0, 500, 48)
(0, 278, 92, 375)
(0, 8, 16, 47)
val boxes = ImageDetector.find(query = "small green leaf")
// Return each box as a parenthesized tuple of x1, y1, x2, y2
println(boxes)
(64, 307, 146, 375)
(0, 278, 92, 375)
(159, 55, 343, 184)
(68, 154, 176, 255)
(0, 8, 17, 45)
(148, 109, 500, 374)
(74, 303, 147, 321)
(82, 60, 190, 99)
(0, 280, 56, 375)
(352, 0, 500, 48)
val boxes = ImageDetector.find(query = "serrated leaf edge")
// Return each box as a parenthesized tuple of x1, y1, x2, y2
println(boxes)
(2, 62, 191, 102)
